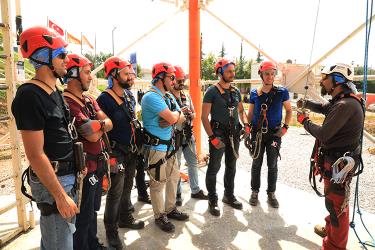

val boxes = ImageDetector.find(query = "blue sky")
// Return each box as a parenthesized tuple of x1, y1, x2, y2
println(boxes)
(6, 0, 375, 72)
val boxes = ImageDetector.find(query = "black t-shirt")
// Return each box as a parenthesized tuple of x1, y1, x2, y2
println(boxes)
(11, 84, 74, 161)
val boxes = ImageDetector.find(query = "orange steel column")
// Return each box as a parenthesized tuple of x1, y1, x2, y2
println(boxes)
(189, 0, 202, 155)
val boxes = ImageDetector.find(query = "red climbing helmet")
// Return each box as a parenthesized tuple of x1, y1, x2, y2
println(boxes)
(174, 65, 185, 79)
(104, 56, 131, 77)
(20, 26, 67, 59)
(258, 61, 277, 74)
(215, 58, 235, 75)
(66, 54, 93, 70)
(152, 62, 175, 79)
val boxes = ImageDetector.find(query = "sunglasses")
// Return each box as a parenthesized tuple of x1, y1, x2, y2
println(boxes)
(165, 75, 175, 81)
(263, 70, 276, 76)
(56, 52, 67, 60)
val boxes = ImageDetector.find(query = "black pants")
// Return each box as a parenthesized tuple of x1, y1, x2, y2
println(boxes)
(205, 135, 240, 202)
(103, 152, 136, 233)
(250, 134, 281, 193)
(135, 154, 148, 197)
(73, 172, 103, 250)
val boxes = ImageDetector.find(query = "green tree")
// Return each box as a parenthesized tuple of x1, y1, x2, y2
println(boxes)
(84, 52, 112, 78)
(256, 51, 263, 63)
(235, 40, 245, 79)
(219, 42, 226, 58)
(136, 63, 143, 78)
(244, 58, 253, 79)
(354, 65, 375, 93)
(201, 52, 217, 80)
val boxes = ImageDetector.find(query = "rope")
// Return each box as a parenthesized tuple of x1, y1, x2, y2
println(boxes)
(349, 1, 375, 248)
(303, 0, 321, 102)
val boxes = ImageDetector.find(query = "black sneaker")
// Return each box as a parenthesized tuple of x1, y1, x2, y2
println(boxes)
(267, 192, 279, 208)
(118, 214, 145, 230)
(155, 214, 175, 232)
(138, 195, 151, 204)
(208, 200, 220, 216)
(167, 208, 189, 221)
(176, 193, 183, 206)
(191, 190, 208, 200)
(106, 231, 123, 250)
(222, 195, 243, 210)
(249, 191, 259, 206)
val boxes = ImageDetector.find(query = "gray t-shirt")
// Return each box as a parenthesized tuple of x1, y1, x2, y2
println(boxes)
(203, 84, 241, 126)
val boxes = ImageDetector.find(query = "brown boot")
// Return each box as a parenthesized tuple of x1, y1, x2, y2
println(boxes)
(314, 225, 327, 238)
(249, 191, 259, 206)
(267, 192, 279, 208)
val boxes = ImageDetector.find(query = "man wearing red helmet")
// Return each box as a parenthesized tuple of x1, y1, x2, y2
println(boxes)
(170, 65, 208, 206)
(97, 56, 145, 249)
(247, 61, 292, 208)
(141, 62, 189, 233)
(11, 26, 78, 249)
(63, 54, 113, 250)
(202, 58, 250, 216)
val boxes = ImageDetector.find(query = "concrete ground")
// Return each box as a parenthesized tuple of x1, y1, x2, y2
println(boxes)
(1, 170, 375, 250)
(1, 127, 375, 249)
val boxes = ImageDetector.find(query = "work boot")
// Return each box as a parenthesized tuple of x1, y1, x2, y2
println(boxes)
(118, 214, 145, 229)
(222, 195, 243, 210)
(208, 200, 220, 216)
(249, 191, 259, 206)
(267, 192, 279, 208)
(138, 194, 151, 204)
(176, 193, 183, 206)
(155, 214, 175, 233)
(314, 225, 327, 238)
(106, 231, 123, 250)
(191, 190, 208, 200)
(167, 208, 189, 221)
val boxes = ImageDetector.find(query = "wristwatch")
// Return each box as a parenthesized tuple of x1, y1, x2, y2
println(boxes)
(99, 120, 105, 131)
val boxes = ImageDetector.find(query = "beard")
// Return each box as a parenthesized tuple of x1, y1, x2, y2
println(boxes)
(174, 84, 184, 91)
(320, 86, 328, 96)
(118, 79, 131, 89)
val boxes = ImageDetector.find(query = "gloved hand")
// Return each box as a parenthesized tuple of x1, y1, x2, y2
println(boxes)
(297, 98, 306, 109)
(240, 123, 251, 140)
(78, 119, 102, 137)
(297, 111, 309, 124)
(244, 123, 251, 135)
(210, 136, 225, 149)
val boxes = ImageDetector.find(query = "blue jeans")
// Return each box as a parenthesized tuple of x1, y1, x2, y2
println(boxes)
(250, 134, 281, 193)
(73, 172, 103, 250)
(30, 173, 76, 250)
(176, 139, 201, 195)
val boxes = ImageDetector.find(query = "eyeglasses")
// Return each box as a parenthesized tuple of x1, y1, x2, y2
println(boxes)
(165, 75, 175, 81)
(56, 53, 67, 60)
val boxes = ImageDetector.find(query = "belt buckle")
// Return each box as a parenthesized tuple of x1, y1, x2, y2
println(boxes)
(51, 161, 59, 173)
(88, 175, 98, 185)
(153, 138, 160, 146)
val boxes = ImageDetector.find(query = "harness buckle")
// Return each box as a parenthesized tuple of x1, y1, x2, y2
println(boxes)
(261, 103, 268, 111)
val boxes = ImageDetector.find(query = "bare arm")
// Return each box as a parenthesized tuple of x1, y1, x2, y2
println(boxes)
(283, 100, 292, 126)
(238, 101, 248, 125)
(201, 103, 214, 137)
(82, 111, 113, 142)
(21, 130, 78, 218)
(159, 108, 184, 125)
(247, 103, 255, 124)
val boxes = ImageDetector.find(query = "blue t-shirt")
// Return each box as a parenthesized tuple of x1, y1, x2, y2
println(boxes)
(97, 89, 136, 145)
(249, 86, 289, 129)
(141, 86, 180, 151)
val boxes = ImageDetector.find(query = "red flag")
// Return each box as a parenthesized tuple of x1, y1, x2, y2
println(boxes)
(48, 20, 64, 36)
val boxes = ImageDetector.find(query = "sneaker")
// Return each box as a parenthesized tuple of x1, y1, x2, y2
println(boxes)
(267, 192, 279, 208)
(167, 208, 189, 221)
(208, 200, 220, 216)
(314, 225, 327, 238)
(222, 195, 243, 210)
(191, 190, 208, 200)
(176, 193, 183, 206)
(249, 191, 259, 206)
(138, 195, 152, 204)
(155, 214, 175, 232)
(106, 231, 123, 250)
(118, 214, 145, 229)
